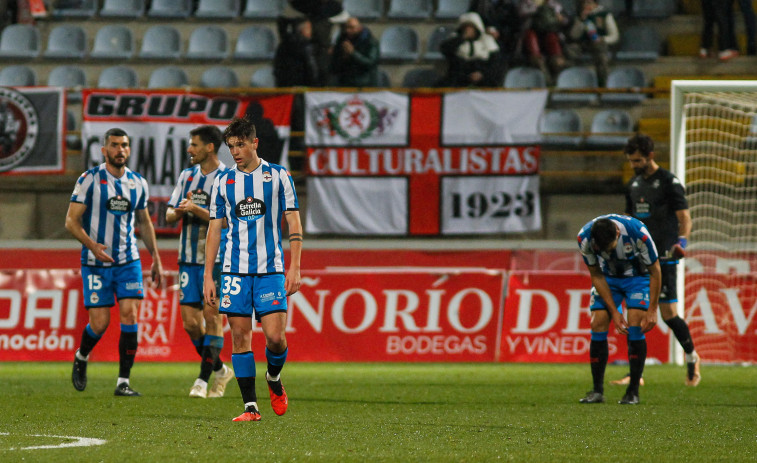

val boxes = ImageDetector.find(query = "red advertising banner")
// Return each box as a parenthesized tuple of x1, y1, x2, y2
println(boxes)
(500, 272, 671, 363)
(289, 269, 506, 361)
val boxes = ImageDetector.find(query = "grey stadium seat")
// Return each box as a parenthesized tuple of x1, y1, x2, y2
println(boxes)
(379, 26, 420, 61)
(342, 0, 383, 19)
(0, 24, 41, 58)
(424, 26, 454, 61)
(200, 66, 239, 88)
(402, 68, 440, 88)
(631, 0, 676, 18)
(234, 26, 277, 60)
(186, 26, 230, 60)
(90, 25, 135, 59)
(147, 0, 193, 18)
(195, 0, 241, 19)
(387, 0, 432, 19)
(601, 67, 647, 104)
(97, 66, 139, 89)
(551, 66, 599, 105)
(148, 66, 189, 88)
(139, 25, 183, 59)
(44, 25, 87, 59)
(243, 0, 285, 19)
(99, 0, 145, 18)
(53, 0, 98, 17)
(48, 65, 88, 102)
(615, 25, 660, 61)
(435, 0, 469, 20)
(584, 109, 634, 149)
(250, 66, 275, 88)
(539, 109, 584, 148)
(504, 66, 547, 89)
(0, 66, 37, 86)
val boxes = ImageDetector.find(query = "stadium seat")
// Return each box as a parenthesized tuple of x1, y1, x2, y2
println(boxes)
(631, 0, 676, 18)
(243, 0, 285, 19)
(504, 66, 547, 89)
(147, 0, 193, 18)
(97, 66, 139, 89)
(402, 68, 440, 88)
(377, 69, 392, 87)
(139, 26, 183, 59)
(65, 108, 82, 150)
(551, 66, 599, 105)
(53, 0, 97, 17)
(200, 66, 239, 88)
(250, 66, 275, 87)
(90, 25, 135, 59)
(601, 67, 647, 104)
(186, 26, 230, 60)
(539, 109, 584, 148)
(99, 0, 145, 18)
(615, 25, 660, 61)
(379, 26, 420, 61)
(342, 0, 383, 20)
(598, 0, 625, 16)
(0, 24, 41, 58)
(424, 26, 454, 61)
(387, 0, 433, 19)
(435, 0, 468, 19)
(584, 109, 634, 149)
(44, 25, 87, 59)
(0, 66, 37, 86)
(48, 65, 87, 102)
(234, 26, 277, 61)
(195, 0, 241, 19)
(148, 66, 189, 88)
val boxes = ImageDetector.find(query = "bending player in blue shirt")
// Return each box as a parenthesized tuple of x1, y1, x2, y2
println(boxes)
(577, 214, 661, 405)
(204, 117, 302, 422)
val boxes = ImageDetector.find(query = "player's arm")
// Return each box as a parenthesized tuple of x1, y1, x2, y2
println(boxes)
(180, 195, 211, 223)
(203, 218, 223, 305)
(676, 208, 692, 241)
(284, 210, 302, 296)
(587, 264, 628, 335)
(643, 260, 662, 333)
(136, 208, 163, 288)
(65, 201, 114, 263)
(165, 205, 184, 225)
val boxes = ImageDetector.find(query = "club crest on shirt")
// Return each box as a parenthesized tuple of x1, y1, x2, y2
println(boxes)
(235, 196, 266, 222)
(262, 171, 272, 182)
(107, 195, 132, 215)
(127, 179, 137, 189)
(221, 294, 231, 308)
(90, 293, 99, 304)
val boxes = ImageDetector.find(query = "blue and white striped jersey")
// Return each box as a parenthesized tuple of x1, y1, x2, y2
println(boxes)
(577, 214, 658, 278)
(209, 160, 299, 275)
(70, 163, 149, 267)
(168, 162, 228, 265)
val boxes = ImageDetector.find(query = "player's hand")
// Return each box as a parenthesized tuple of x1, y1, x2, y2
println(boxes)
(641, 311, 657, 333)
(91, 243, 115, 263)
(611, 310, 628, 335)
(670, 237, 687, 259)
(150, 261, 163, 288)
(203, 274, 217, 306)
(178, 198, 195, 214)
(285, 268, 301, 296)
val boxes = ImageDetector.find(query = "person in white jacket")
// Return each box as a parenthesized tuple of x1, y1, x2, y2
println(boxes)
(439, 11, 503, 87)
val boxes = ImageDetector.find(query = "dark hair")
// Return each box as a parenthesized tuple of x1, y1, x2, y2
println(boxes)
(102, 127, 129, 145)
(624, 133, 654, 157)
(190, 125, 223, 153)
(223, 117, 257, 144)
(590, 218, 618, 252)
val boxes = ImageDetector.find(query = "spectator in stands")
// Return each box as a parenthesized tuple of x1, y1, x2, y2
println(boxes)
(565, 0, 619, 87)
(438, 11, 502, 87)
(518, 0, 570, 85)
(468, 0, 520, 66)
(700, 0, 738, 61)
(288, 0, 346, 86)
(733, 0, 756, 55)
(273, 17, 320, 87)
(329, 16, 379, 87)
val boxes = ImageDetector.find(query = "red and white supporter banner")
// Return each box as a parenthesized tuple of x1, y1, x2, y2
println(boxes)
(500, 272, 671, 363)
(304, 90, 548, 236)
(80, 90, 294, 234)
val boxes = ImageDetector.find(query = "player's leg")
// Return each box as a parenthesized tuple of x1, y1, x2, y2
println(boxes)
(621, 307, 647, 404)
(179, 266, 207, 358)
(112, 261, 145, 397)
(255, 274, 289, 415)
(73, 266, 115, 391)
(181, 304, 209, 397)
(579, 284, 615, 404)
(659, 264, 700, 386)
(205, 263, 233, 398)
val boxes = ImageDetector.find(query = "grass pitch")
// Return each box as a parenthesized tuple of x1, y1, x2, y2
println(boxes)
(0, 362, 755, 462)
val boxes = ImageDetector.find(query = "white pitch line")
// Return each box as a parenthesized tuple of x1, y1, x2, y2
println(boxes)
(2, 433, 106, 450)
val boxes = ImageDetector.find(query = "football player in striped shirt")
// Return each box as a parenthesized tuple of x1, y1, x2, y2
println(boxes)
(66, 127, 163, 397)
(166, 125, 234, 399)
(204, 117, 302, 422)
(577, 214, 661, 405)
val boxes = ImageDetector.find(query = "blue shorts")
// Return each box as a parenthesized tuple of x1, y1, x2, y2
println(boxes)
(590, 276, 651, 313)
(218, 274, 287, 321)
(179, 263, 221, 307)
(81, 260, 144, 309)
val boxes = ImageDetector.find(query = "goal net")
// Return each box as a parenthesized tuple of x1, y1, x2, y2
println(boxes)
(671, 81, 757, 364)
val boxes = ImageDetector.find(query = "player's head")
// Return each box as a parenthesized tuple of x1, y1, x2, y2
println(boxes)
(590, 218, 619, 253)
(224, 117, 259, 170)
(101, 128, 130, 169)
(624, 133, 655, 176)
(188, 125, 223, 165)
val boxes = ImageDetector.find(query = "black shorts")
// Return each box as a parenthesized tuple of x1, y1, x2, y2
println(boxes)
(660, 263, 678, 303)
